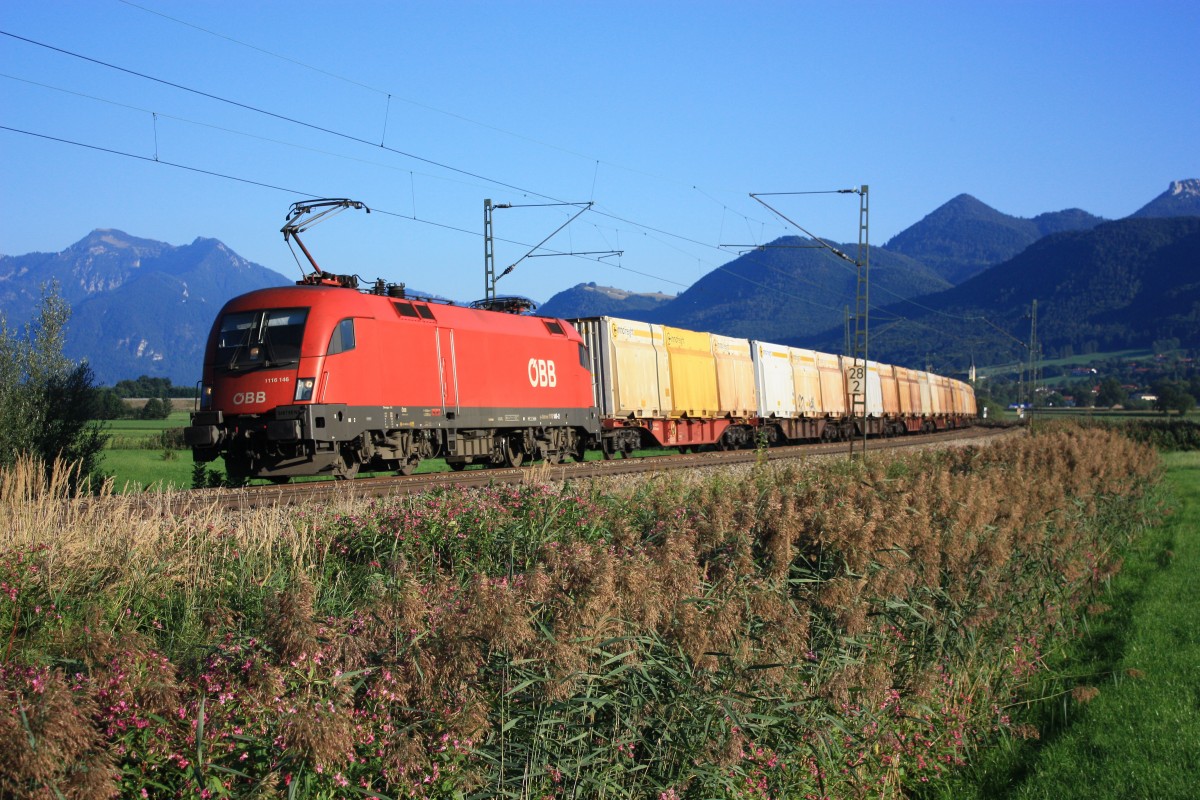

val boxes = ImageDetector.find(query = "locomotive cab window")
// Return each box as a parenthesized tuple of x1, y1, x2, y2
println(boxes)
(327, 318, 356, 355)
(543, 320, 565, 336)
(216, 307, 309, 371)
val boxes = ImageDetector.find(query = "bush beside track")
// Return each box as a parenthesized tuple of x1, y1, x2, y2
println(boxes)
(0, 423, 1163, 799)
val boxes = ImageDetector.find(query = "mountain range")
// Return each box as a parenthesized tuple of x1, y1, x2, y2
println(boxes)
(0, 231, 291, 386)
(541, 179, 1200, 371)
(2, 179, 1197, 385)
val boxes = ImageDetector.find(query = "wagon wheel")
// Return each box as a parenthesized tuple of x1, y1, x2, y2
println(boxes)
(333, 448, 361, 480)
(506, 444, 525, 468)
(449, 461, 468, 472)
(396, 456, 420, 476)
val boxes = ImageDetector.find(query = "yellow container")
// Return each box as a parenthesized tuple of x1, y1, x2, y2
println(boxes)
(663, 326, 718, 418)
(712, 334, 757, 417)
(789, 348, 822, 416)
(815, 351, 847, 417)
(571, 317, 671, 418)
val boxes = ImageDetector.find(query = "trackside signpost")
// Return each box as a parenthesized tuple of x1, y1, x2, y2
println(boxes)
(846, 362, 866, 458)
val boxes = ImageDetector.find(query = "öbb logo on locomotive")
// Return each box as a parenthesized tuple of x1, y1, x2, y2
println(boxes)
(232, 391, 268, 406)
(528, 358, 558, 388)
(182, 197, 976, 483)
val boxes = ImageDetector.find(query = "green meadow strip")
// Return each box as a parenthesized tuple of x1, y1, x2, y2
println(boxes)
(1007, 452, 1200, 799)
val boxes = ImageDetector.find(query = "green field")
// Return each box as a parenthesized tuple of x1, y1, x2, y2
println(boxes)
(1005, 451, 1200, 798)
(100, 411, 200, 491)
(922, 449, 1200, 798)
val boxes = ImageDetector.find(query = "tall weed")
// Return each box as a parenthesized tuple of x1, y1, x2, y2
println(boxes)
(0, 425, 1162, 799)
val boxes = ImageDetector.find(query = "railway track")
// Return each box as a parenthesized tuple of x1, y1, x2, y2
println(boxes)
(177, 424, 1017, 514)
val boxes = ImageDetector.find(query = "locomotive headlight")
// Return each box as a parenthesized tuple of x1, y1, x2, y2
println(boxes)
(294, 377, 316, 401)
(200, 384, 213, 410)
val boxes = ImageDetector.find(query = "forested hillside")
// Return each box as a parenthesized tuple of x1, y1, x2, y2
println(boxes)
(837, 217, 1200, 371)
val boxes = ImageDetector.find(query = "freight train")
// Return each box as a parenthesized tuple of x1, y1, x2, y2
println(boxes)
(184, 201, 975, 482)
(183, 280, 976, 482)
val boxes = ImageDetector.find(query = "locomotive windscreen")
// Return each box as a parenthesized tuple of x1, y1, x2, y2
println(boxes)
(216, 308, 309, 370)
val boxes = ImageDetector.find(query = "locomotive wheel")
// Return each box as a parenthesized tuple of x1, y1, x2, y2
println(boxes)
(333, 449, 361, 480)
(224, 453, 252, 486)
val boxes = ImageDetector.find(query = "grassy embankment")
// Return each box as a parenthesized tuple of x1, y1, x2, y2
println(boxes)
(1013, 450, 1200, 798)
(902, 417, 1200, 798)
(923, 448, 1199, 799)
(2, 423, 1169, 799)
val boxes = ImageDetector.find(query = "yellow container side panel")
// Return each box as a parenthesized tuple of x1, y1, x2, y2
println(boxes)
(663, 326, 718, 417)
(878, 364, 902, 416)
(712, 334, 757, 417)
(895, 366, 917, 415)
(954, 380, 976, 416)
(964, 382, 978, 415)
(815, 352, 847, 417)
(916, 372, 934, 416)
(608, 319, 671, 417)
(789, 349, 822, 416)
(930, 376, 948, 415)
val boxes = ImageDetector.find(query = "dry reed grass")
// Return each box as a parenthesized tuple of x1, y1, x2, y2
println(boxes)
(0, 425, 1163, 799)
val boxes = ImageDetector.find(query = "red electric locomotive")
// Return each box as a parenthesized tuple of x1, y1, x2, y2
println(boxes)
(185, 200, 598, 482)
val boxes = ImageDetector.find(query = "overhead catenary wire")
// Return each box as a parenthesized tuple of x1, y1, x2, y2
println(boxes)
(1, 25, 998, 342)
(3, 124, 990, 368)
(120, 0, 782, 208)
(0, 71, 492, 193)
(0, 30, 563, 204)
(0, 123, 677, 282)
(0, 29, 781, 268)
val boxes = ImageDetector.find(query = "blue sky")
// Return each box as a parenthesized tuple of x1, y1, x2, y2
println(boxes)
(2, 0, 1197, 304)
